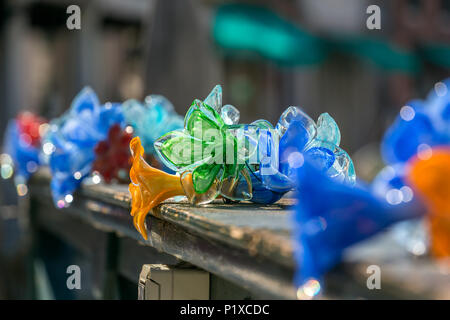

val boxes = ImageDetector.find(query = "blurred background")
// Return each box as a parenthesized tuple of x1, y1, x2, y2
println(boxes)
(0, 0, 449, 299)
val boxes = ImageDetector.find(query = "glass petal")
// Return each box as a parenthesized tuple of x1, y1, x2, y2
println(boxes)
(258, 129, 295, 192)
(185, 108, 221, 141)
(247, 170, 285, 204)
(154, 130, 210, 172)
(251, 119, 274, 130)
(275, 106, 317, 140)
(220, 104, 240, 125)
(204, 85, 222, 111)
(192, 163, 222, 194)
(70, 87, 99, 115)
(220, 167, 252, 201)
(316, 113, 341, 146)
(180, 171, 221, 205)
(227, 123, 272, 165)
(304, 146, 335, 172)
(184, 99, 224, 134)
(308, 140, 356, 185)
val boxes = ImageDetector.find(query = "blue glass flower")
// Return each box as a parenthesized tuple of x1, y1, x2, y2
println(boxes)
(3, 119, 41, 184)
(122, 95, 184, 155)
(381, 100, 443, 165)
(249, 107, 355, 203)
(293, 161, 425, 293)
(374, 78, 450, 199)
(42, 87, 125, 207)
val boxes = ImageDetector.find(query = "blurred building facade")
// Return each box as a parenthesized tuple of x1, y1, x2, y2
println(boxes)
(1, 0, 449, 152)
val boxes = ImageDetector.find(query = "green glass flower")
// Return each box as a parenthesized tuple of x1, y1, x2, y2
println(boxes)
(154, 86, 253, 204)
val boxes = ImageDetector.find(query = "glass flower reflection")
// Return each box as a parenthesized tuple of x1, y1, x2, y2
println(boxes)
(42, 87, 124, 208)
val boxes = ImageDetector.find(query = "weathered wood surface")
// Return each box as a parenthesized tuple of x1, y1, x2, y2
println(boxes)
(78, 177, 296, 268)
(29, 169, 297, 299)
(32, 169, 295, 265)
(341, 232, 450, 299)
(28, 169, 450, 299)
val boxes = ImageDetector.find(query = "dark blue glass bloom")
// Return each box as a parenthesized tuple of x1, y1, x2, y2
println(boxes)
(371, 164, 408, 200)
(278, 119, 309, 181)
(381, 100, 442, 165)
(376, 78, 450, 208)
(293, 161, 424, 288)
(42, 87, 125, 207)
(426, 79, 450, 137)
(257, 127, 297, 193)
(381, 79, 450, 168)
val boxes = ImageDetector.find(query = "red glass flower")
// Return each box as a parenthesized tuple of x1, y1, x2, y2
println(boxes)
(93, 124, 132, 183)
(16, 112, 47, 147)
(93, 124, 161, 183)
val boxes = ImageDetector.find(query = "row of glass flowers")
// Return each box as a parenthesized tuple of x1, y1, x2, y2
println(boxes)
(1, 85, 356, 238)
(2, 80, 449, 298)
(128, 85, 355, 238)
(2, 87, 184, 208)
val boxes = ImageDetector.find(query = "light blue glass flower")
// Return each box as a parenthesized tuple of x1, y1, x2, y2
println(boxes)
(122, 95, 183, 155)
(251, 107, 355, 198)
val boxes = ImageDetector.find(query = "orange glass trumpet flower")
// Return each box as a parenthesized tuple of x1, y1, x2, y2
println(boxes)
(406, 147, 450, 260)
(129, 137, 185, 239)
